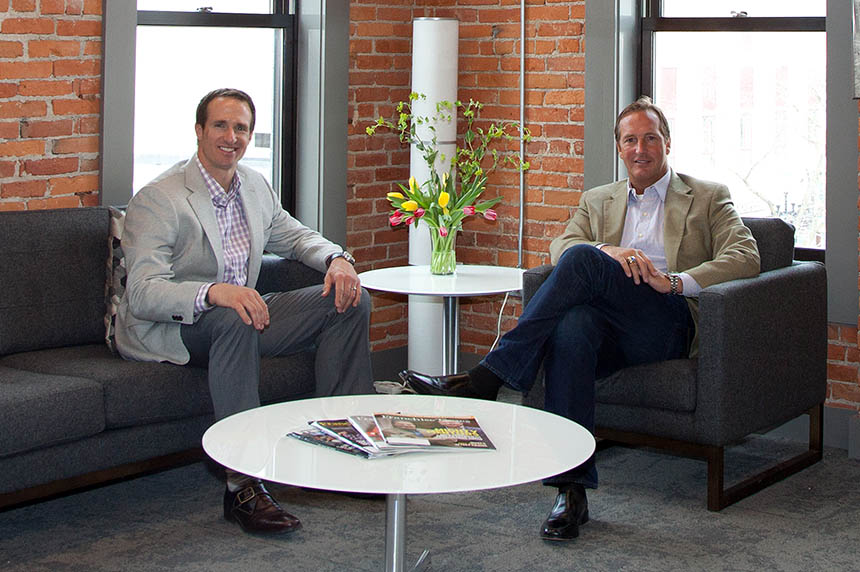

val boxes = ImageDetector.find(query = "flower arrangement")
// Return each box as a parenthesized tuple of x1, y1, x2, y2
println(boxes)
(366, 93, 530, 274)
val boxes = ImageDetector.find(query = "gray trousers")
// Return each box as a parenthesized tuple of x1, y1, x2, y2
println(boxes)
(181, 284, 374, 420)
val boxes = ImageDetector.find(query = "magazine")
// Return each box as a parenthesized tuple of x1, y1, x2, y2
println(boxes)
(372, 413, 496, 450)
(347, 414, 427, 454)
(287, 427, 373, 458)
(309, 418, 381, 455)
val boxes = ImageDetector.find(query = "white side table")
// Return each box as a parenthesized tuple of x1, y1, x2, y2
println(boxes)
(358, 265, 524, 374)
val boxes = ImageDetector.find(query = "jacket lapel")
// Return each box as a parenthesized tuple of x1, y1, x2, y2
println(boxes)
(663, 172, 693, 272)
(238, 170, 264, 287)
(185, 159, 225, 281)
(602, 182, 629, 245)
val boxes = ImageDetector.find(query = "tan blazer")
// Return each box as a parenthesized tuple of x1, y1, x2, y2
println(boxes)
(549, 171, 761, 354)
(115, 155, 342, 365)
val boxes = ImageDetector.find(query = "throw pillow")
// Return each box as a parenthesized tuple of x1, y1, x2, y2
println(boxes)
(104, 206, 126, 353)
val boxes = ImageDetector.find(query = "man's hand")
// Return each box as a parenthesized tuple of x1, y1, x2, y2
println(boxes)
(600, 245, 665, 291)
(322, 257, 362, 313)
(207, 283, 270, 331)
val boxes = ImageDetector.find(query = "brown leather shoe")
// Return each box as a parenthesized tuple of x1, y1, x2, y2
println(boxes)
(540, 484, 589, 541)
(223, 481, 302, 535)
(398, 369, 481, 398)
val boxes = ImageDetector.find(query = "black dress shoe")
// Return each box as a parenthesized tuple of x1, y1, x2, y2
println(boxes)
(224, 481, 302, 535)
(398, 369, 482, 398)
(540, 485, 589, 541)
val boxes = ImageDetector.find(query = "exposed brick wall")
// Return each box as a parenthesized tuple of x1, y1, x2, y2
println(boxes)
(827, 324, 860, 409)
(0, 0, 101, 211)
(348, 0, 585, 355)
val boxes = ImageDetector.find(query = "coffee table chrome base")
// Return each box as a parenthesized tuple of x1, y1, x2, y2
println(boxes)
(385, 493, 432, 572)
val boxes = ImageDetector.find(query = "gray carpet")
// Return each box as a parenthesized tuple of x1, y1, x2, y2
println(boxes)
(1, 438, 858, 571)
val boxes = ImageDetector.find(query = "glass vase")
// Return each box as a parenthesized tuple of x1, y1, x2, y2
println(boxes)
(429, 228, 457, 275)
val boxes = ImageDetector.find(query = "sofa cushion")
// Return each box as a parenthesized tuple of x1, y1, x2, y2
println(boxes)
(104, 206, 126, 353)
(596, 358, 698, 412)
(0, 207, 109, 355)
(0, 366, 104, 457)
(0, 344, 317, 428)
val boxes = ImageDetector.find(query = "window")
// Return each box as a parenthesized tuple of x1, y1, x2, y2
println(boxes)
(134, 3, 295, 206)
(641, 1, 826, 249)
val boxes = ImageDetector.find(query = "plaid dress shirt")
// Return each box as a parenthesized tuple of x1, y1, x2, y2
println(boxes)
(193, 156, 252, 314)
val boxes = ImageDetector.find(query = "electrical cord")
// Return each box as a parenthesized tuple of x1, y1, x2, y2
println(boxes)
(488, 291, 511, 352)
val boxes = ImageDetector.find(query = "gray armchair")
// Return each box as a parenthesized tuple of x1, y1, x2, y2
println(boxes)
(521, 218, 826, 510)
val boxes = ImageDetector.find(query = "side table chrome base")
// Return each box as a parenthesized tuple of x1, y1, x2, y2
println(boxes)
(385, 493, 432, 572)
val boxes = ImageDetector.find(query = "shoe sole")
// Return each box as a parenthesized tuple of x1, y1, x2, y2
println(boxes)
(225, 512, 303, 535)
(539, 510, 589, 542)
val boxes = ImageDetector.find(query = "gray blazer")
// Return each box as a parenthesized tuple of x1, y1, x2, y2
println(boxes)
(115, 155, 342, 364)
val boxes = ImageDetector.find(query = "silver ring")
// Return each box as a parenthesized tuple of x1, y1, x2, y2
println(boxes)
(352, 285, 357, 291)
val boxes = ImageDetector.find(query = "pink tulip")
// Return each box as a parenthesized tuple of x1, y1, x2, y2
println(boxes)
(483, 209, 497, 221)
(439, 226, 449, 237)
(414, 207, 425, 218)
(389, 212, 403, 226)
(463, 205, 476, 216)
(404, 216, 415, 225)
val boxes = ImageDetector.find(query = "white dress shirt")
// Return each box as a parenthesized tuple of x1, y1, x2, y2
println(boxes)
(618, 169, 701, 297)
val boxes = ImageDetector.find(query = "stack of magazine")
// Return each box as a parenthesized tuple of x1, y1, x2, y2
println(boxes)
(287, 413, 496, 459)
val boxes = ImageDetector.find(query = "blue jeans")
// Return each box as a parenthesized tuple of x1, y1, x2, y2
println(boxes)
(481, 245, 693, 489)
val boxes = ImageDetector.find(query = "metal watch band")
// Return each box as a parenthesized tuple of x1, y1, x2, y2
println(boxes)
(327, 251, 355, 267)
(669, 273, 680, 295)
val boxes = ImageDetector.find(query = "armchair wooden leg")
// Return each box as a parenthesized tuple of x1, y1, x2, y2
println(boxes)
(705, 446, 724, 512)
(705, 402, 825, 511)
(600, 402, 826, 511)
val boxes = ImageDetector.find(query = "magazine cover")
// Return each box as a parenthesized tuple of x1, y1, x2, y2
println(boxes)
(347, 415, 427, 454)
(310, 418, 380, 455)
(373, 413, 496, 450)
(287, 427, 373, 458)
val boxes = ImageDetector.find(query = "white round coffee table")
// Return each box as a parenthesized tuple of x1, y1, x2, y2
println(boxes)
(202, 394, 594, 572)
(358, 265, 524, 374)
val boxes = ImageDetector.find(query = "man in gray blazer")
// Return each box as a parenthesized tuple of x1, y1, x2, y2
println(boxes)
(116, 88, 374, 535)
(399, 97, 760, 541)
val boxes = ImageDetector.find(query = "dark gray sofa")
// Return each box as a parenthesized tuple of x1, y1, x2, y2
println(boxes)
(0, 207, 323, 509)
(521, 217, 827, 510)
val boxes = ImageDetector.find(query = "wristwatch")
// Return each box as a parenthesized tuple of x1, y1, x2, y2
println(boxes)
(326, 251, 355, 267)
(668, 273, 681, 295)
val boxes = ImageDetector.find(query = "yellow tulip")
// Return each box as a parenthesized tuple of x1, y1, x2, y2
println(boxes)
(438, 192, 450, 208)
(409, 176, 419, 193)
(402, 200, 418, 211)
(441, 172, 449, 187)
(387, 192, 405, 200)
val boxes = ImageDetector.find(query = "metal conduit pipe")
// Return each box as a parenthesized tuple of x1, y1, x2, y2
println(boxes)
(517, 0, 526, 268)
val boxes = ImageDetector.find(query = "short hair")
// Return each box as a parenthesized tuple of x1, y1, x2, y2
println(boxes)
(195, 88, 256, 133)
(614, 96, 671, 143)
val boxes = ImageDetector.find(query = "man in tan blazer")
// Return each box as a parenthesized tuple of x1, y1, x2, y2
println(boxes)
(116, 88, 374, 535)
(400, 97, 760, 541)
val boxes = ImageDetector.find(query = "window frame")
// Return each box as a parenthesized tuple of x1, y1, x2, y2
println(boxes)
(639, 0, 826, 260)
(137, 5, 296, 211)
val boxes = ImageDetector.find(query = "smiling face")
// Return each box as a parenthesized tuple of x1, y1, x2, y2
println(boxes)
(195, 96, 253, 189)
(616, 109, 671, 194)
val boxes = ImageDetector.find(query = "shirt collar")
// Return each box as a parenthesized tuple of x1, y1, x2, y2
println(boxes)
(195, 154, 241, 207)
(626, 168, 672, 203)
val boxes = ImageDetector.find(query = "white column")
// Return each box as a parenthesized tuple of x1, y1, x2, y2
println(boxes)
(407, 18, 458, 375)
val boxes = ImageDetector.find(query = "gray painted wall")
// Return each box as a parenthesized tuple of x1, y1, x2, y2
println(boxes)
(826, 0, 860, 324)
